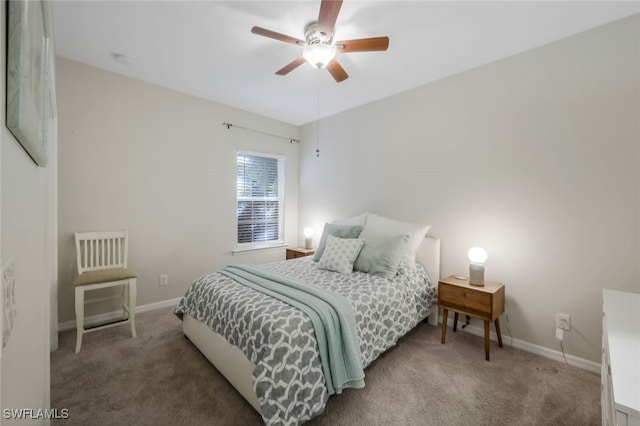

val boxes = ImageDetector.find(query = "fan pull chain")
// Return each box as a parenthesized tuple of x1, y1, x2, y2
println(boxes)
(316, 94, 321, 158)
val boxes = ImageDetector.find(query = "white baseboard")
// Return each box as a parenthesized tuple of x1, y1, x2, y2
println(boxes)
(58, 297, 182, 332)
(442, 316, 600, 375)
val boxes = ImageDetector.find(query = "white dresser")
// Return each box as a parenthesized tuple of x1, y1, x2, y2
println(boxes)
(602, 289, 640, 426)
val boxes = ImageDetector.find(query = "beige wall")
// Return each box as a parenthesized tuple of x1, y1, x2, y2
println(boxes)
(1, 0, 54, 420)
(56, 58, 299, 324)
(299, 15, 640, 363)
(55, 15, 639, 365)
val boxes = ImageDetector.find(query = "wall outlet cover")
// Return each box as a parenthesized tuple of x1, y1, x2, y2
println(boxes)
(159, 274, 168, 286)
(556, 313, 571, 331)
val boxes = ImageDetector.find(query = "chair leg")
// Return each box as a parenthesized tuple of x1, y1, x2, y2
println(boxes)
(75, 287, 84, 353)
(122, 284, 128, 319)
(129, 278, 137, 338)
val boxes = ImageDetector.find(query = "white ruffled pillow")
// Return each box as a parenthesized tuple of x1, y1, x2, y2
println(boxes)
(316, 235, 365, 275)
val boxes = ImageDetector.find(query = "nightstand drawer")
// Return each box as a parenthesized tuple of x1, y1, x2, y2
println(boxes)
(286, 248, 315, 260)
(439, 283, 491, 316)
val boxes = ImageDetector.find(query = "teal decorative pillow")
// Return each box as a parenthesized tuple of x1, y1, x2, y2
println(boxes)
(358, 214, 430, 267)
(354, 234, 409, 278)
(316, 235, 365, 275)
(311, 223, 364, 262)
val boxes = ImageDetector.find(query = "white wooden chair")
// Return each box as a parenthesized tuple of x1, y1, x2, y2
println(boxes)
(74, 231, 137, 353)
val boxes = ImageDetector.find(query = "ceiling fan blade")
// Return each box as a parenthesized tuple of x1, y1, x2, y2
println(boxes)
(251, 26, 304, 46)
(317, 0, 343, 35)
(275, 57, 307, 75)
(336, 37, 390, 53)
(326, 59, 348, 83)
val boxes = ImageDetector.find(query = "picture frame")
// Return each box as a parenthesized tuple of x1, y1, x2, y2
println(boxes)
(6, 0, 55, 167)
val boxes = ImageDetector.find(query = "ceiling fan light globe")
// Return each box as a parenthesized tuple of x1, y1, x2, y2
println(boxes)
(303, 43, 336, 69)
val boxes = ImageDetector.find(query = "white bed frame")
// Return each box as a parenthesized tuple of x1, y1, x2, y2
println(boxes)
(183, 236, 441, 414)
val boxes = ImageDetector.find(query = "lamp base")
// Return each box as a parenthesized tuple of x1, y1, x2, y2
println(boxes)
(469, 263, 485, 286)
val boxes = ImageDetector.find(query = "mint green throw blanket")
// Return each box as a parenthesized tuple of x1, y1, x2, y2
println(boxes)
(219, 264, 365, 395)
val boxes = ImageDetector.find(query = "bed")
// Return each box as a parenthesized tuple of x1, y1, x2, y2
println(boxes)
(175, 217, 440, 425)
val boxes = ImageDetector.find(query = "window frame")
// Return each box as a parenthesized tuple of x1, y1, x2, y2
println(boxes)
(234, 150, 286, 252)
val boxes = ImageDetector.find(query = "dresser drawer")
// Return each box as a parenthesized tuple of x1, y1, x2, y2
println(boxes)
(439, 283, 492, 317)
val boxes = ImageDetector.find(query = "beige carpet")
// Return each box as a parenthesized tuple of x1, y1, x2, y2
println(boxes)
(51, 306, 600, 425)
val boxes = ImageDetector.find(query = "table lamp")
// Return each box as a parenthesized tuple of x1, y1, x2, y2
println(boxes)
(304, 227, 314, 249)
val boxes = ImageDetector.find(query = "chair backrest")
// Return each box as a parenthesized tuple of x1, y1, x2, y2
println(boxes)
(75, 231, 129, 274)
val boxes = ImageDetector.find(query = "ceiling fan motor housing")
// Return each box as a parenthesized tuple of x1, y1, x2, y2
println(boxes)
(303, 21, 336, 69)
(304, 21, 334, 45)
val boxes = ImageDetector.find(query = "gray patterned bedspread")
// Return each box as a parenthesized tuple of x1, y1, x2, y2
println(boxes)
(175, 258, 435, 425)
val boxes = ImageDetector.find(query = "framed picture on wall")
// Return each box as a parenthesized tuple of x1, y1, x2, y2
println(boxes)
(6, 0, 55, 167)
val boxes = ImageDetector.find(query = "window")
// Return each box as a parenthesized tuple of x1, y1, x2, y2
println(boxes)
(236, 151, 285, 247)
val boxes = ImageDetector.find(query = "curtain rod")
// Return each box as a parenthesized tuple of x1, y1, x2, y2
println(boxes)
(222, 122, 300, 144)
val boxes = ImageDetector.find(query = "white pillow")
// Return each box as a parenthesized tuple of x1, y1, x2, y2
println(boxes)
(331, 213, 368, 226)
(316, 234, 365, 275)
(358, 214, 431, 267)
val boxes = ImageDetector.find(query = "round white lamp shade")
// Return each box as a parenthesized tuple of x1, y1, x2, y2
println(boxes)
(468, 247, 488, 264)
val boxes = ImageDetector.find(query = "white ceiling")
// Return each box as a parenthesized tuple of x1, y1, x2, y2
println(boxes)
(53, 1, 640, 126)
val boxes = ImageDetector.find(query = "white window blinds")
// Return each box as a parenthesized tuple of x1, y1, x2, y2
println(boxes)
(236, 151, 285, 246)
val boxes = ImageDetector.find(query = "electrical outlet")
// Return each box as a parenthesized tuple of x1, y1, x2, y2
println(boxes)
(159, 274, 169, 287)
(556, 313, 571, 331)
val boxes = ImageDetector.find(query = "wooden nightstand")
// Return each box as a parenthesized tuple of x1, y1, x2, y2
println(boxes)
(286, 248, 315, 260)
(438, 275, 505, 361)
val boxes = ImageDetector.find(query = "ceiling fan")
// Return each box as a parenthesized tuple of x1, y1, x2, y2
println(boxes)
(251, 0, 389, 83)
